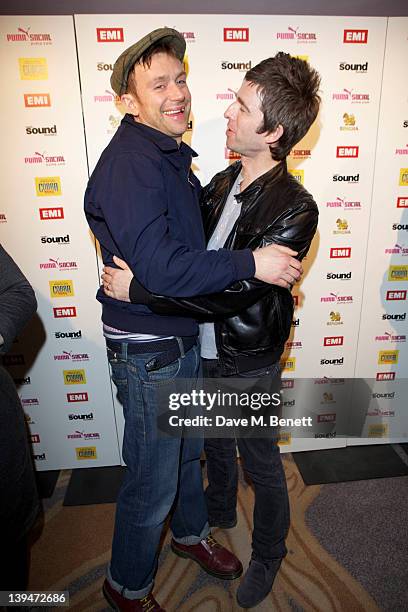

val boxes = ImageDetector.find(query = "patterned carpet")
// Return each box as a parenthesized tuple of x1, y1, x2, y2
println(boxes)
(28, 455, 408, 611)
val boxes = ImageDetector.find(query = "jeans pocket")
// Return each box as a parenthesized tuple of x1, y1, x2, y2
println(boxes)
(143, 356, 182, 385)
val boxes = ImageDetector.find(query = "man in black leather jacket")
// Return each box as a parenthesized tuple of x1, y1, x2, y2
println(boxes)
(103, 52, 320, 608)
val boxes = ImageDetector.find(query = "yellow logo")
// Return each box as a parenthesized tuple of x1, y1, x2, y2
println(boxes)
(278, 432, 292, 446)
(19, 57, 48, 80)
(35, 176, 62, 196)
(336, 218, 348, 231)
(289, 169, 304, 185)
(63, 369, 87, 385)
(76, 446, 97, 460)
(292, 55, 309, 62)
(281, 357, 296, 371)
(378, 350, 399, 365)
(49, 280, 74, 298)
(330, 311, 341, 322)
(399, 168, 408, 186)
(388, 265, 408, 281)
(343, 113, 356, 126)
(368, 424, 388, 438)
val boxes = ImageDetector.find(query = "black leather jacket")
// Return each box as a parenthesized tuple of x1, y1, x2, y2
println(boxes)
(130, 160, 318, 375)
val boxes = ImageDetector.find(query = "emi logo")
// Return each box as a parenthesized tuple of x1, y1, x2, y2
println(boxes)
(336, 146, 359, 158)
(223, 27, 249, 42)
(39, 207, 64, 220)
(96, 28, 124, 42)
(397, 197, 408, 208)
(53, 306, 77, 318)
(386, 290, 406, 301)
(343, 29, 368, 43)
(24, 93, 50, 107)
(376, 372, 395, 381)
(324, 336, 344, 346)
(330, 247, 351, 258)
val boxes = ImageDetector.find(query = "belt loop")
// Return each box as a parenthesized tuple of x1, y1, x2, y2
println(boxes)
(176, 336, 185, 359)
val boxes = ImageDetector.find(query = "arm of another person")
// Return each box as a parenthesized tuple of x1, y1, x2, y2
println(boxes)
(102, 202, 318, 319)
(0, 245, 37, 353)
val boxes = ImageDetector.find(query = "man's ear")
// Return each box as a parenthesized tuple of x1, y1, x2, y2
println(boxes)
(121, 93, 139, 116)
(264, 124, 283, 146)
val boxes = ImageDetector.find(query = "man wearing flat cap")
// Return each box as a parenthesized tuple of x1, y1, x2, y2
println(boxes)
(85, 27, 303, 611)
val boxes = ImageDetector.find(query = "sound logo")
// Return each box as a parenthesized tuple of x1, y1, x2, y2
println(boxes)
(343, 29, 368, 43)
(35, 177, 62, 196)
(97, 62, 114, 71)
(24, 93, 51, 107)
(39, 207, 64, 220)
(64, 369, 87, 385)
(378, 350, 399, 365)
(6, 26, 52, 45)
(281, 357, 296, 371)
(277, 432, 292, 446)
(384, 244, 408, 256)
(327, 311, 343, 326)
(333, 218, 350, 234)
(368, 424, 388, 438)
(332, 88, 369, 104)
(96, 28, 124, 42)
(289, 169, 304, 184)
(336, 146, 359, 158)
(19, 57, 48, 80)
(276, 26, 317, 42)
(339, 61, 368, 73)
(49, 280, 74, 298)
(221, 61, 252, 71)
(225, 148, 240, 160)
(223, 27, 249, 42)
(399, 169, 408, 186)
(333, 174, 359, 183)
(25, 151, 65, 166)
(388, 265, 408, 281)
(75, 446, 97, 460)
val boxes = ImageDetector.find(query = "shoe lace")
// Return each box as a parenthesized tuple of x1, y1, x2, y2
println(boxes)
(140, 595, 157, 612)
(205, 534, 220, 548)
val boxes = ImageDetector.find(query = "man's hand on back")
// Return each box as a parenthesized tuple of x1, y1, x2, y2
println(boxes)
(102, 256, 133, 301)
(253, 244, 303, 288)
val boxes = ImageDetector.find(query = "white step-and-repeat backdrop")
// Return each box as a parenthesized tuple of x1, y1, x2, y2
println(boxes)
(1, 14, 407, 469)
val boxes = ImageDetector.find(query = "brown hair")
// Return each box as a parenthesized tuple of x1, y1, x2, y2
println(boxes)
(245, 52, 321, 161)
(126, 40, 182, 96)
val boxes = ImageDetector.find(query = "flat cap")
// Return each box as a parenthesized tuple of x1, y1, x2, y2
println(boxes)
(110, 27, 186, 96)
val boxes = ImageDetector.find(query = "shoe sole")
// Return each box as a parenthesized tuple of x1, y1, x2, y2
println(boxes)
(171, 542, 243, 580)
(102, 583, 120, 611)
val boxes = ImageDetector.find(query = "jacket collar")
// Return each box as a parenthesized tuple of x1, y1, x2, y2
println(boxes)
(122, 113, 198, 160)
(235, 159, 287, 203)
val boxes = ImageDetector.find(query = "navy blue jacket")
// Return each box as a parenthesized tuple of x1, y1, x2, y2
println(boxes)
(84, 114, 254, 336)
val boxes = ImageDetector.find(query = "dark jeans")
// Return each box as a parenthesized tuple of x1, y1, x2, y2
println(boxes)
(203, 359, 290, 561)
(107, 340, 209, 599)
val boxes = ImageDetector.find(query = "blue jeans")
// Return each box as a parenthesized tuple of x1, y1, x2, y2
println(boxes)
(107, 340, 209, 598)
(203, 360, 290, 561)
